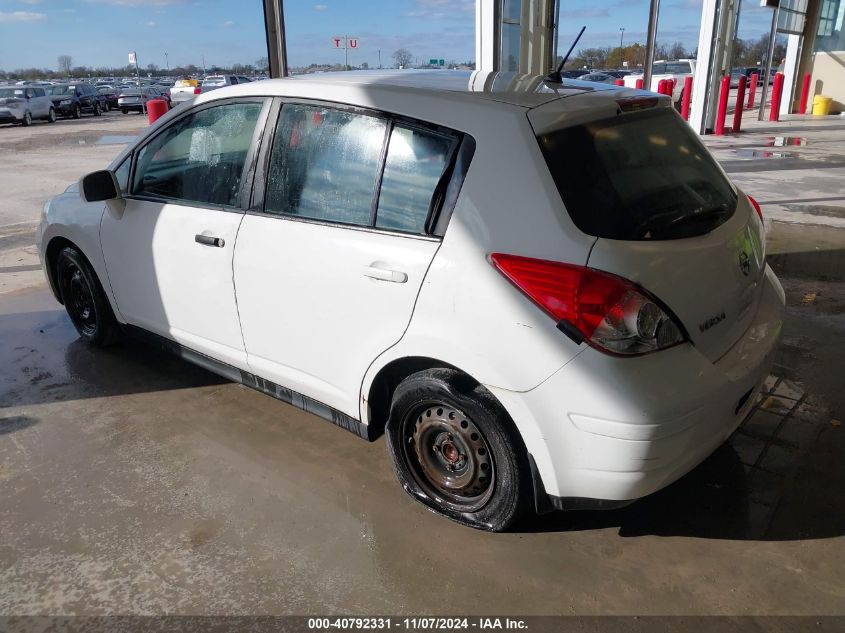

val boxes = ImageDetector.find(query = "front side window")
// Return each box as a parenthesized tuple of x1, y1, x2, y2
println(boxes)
(132, 101, 264, 207)
(114, 157, 131, 194)
(376, 125, 457, 233)
(265, 104, 386, 226)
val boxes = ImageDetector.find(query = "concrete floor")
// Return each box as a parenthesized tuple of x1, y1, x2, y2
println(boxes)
(1, 113, 844, 615)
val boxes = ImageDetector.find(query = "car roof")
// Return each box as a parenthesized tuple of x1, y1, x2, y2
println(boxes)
(200, 69, 627, 110)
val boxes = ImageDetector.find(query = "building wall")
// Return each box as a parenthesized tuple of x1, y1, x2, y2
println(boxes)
(809, 51, 845, 112)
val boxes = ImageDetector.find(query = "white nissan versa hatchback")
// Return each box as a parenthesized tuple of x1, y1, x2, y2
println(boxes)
(37, 70, 784, 531)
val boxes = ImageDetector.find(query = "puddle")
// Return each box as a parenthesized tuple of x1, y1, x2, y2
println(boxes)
(734, 149, 800, 159)
(766, 136, 808, 147)
(62, 134, 137, 147)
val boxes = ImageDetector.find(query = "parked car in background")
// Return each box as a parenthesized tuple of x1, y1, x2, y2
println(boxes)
(47, 83, 105, 118)
(37, 71, 784, 532)
(97, 86, 120, 111)
(559, 69, 590, 79)
(0, 85, 55, 126)
(624, 59, 695, 105)
(170, 78, 201, 106)
(201, 75, 241, 92)
(577, 72, 619, 84)
(118, 87, 160, 113)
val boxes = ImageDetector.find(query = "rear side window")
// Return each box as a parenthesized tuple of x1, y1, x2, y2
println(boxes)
(376, 125, 458, 233)
(538, 108, 737, 241)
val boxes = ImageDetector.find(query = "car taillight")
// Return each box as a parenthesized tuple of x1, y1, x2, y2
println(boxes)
(748, 194, 763, 221)
(490, 253, 685, 355)
(193, 87, 202, 94)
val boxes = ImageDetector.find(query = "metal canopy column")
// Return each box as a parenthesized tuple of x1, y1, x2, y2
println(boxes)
(263, 0, 288, 78)
(690, 0, 739, 133)
(475, 0, 557, 73)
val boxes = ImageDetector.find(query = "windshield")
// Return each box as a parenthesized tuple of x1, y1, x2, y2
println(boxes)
(537, 108, 737, 241)
(47, 85, 71, 95)
(0, 88, 25, 98)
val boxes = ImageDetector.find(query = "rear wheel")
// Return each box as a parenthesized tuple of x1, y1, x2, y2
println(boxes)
(121, 108, 128, 114)
(21, 111, 32, 127)
(56, 246, 120, 347)
(47, 108, 56, 123)
(72, 104, 81, 119)
(93, 102, 102, 116)
(385, 368, 531, 532)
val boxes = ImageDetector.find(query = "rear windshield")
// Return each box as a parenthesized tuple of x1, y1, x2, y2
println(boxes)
(538, 108, 736, 241)
(203, 77, 226, 86)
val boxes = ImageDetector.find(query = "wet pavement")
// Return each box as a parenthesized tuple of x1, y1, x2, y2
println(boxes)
(1, 114, 844, 616)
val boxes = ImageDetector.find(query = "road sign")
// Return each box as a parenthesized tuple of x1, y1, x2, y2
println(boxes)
(332, 37, 359, 49)
(128, 52, 137, 64)
(429, 58, 437, 65)
(439, 59, 444, 66)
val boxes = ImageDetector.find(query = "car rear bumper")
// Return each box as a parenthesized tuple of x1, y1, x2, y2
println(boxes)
(490, 264, 785, 504)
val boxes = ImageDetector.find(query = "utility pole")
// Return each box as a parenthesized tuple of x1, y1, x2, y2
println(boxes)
(619, 27, 625, 49)
(202, 55, 206, 76)
(378, 49, 381, 69)
(164, 52, 169, 72)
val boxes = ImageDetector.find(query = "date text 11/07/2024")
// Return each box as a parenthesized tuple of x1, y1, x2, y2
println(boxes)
(307, 617, 528, 630)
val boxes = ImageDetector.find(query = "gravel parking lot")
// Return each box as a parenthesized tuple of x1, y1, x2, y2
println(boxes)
(1, 110, 844, 616)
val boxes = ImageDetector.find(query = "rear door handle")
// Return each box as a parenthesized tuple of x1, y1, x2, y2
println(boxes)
(362, 264, 408, 283)
(195, 234, 225, 248)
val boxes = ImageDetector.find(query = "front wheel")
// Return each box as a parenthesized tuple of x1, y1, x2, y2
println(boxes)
(47, 108, 56, 123)
(21, 111, 32, 127)
(93, 102, 102, 116)
(56, 246, 120, 347)
(72, 104, 81, 119)
(385, 368, 531, 532)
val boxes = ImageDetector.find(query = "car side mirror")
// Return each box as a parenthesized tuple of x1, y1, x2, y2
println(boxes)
(80, 170, 120, 203)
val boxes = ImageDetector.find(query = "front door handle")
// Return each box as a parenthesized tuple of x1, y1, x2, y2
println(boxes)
(362, 264, 408, 283)
(195, 234, 225, 248)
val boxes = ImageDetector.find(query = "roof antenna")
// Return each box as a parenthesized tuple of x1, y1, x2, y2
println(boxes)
(545, 26, 586, 83)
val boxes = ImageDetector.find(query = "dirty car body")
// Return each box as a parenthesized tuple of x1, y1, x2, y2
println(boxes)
(36, 70, 785, 531)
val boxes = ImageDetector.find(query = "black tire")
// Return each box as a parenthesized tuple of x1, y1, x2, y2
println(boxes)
(72, 104, 81, 119)
(55, 246, 120, 347)
(21, 111, 32, 127)
(385, 368, 531, 532)
(47, 108, 56, 123)
(121, 108, 128, 115)
(93, 102, 102, 117)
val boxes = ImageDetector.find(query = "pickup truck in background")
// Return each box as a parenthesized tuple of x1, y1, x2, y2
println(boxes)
(169, 79, 201, 106)
(624, 59, 695, 105)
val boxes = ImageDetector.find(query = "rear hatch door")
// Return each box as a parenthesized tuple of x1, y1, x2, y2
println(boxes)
(530, 102, 766, 362)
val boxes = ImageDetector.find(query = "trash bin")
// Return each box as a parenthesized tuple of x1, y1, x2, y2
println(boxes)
(812, 95, 832, 116)
(147, 98, 169, 125)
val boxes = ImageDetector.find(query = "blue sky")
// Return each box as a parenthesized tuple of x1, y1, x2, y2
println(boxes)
(0, 0, 778, 72)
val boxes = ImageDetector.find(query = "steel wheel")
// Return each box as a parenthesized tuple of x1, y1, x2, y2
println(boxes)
(65, 265, 97, 336)
(402, 402, 495, 512)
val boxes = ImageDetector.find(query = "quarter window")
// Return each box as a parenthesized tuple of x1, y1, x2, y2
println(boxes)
(376, 125, 457, 233)
(265, 104, 386, 226)
(132, 101, 264, 207)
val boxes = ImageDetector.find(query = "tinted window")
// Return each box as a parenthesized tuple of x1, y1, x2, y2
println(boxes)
(538, 108, 737, 241)
(264, 104, 386, 226)
(25, 88, 35, 98)
(132, 101, 264, 207)
(666, 62, 691, 74)
(376, 125, 457, 234)
(652, 63, 667, 74)
(34, 88, 45, 97)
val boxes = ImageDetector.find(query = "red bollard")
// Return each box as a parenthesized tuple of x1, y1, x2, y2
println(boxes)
(714, 75, 730, 135)
(667, 78, 676, 98)
(747, 73, 758, 108)
(798, 72, 811, 114)
(733, 75, 747, 133)
(147, 98, 168, 125)
(614, 78, 624, 86)
(635, 78, 644, 89)
(657, 79, 667, 95)
(681, 76, 693, 121)
(769, 72, 785, 122)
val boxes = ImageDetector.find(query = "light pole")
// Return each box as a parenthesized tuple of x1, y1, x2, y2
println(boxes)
(164, 52, 169, 72)
(619, 27, 625, 49)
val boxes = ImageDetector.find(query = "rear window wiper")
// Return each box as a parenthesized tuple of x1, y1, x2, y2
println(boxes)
(634, 204, 730, 239)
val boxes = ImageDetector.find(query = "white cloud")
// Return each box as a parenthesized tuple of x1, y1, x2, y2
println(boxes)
(314, 4, 328, 10)
(223, 19, 234, 27)
(0, 10, 46, 23)
(22, 0, 45, 5)
(146, 20, 156, 26)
